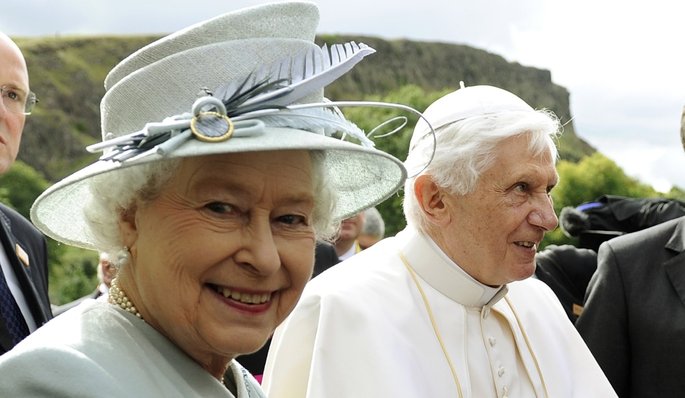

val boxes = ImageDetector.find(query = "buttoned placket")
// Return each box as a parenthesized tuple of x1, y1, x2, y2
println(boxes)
(481, 305, 512, 398)
(480, 284, 520, 398)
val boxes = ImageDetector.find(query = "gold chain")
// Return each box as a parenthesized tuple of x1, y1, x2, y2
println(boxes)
(503, 296, 549, 397)
(399, 251, 464, 398)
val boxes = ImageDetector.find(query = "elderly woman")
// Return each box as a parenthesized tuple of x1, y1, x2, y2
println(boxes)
(0, 2, 409, 397)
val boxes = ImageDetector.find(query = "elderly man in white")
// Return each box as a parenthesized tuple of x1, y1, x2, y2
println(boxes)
(262, 85, 616, 397)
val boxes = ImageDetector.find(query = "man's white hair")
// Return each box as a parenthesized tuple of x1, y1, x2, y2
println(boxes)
(361, 207, 385, 239)
(403, 88, 561, 231)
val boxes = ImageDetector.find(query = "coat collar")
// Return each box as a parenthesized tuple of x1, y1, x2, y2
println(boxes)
(396, 226, 505, 308)
(663, 218, 685, 307)
(665, 217, 685, 252)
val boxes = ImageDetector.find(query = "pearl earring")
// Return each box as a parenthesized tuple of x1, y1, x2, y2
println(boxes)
(116, 246, 131, 266)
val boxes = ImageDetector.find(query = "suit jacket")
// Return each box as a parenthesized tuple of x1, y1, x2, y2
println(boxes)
(576, 216, 685, 397)
(0, 301, 264, 397)
(0, 203, 52, 354)
(534, 244, 597, 323)
(311, 240, 340, 278)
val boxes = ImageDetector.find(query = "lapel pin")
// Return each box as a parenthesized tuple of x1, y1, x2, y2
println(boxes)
(15, 243, 29, 267)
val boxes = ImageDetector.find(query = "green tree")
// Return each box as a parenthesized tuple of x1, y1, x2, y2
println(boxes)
(340, 85, 450, 236)
(552, 152, 657, 215)
(0, 160, 48, 217)
(48, 246, 99, 305)
(665, 185, 685, 202)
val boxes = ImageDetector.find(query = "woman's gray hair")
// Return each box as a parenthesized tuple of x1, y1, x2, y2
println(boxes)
(83, 151, 336, 268)
(403, 109, 561, 230)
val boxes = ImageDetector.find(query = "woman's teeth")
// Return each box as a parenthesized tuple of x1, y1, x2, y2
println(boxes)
(217, 287, 271, 304)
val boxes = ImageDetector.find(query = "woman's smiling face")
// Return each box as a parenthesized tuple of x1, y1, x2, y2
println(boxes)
(118, 150, 317, 375)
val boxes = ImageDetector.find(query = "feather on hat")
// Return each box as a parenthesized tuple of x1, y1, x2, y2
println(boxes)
(30, 2, 413, 249)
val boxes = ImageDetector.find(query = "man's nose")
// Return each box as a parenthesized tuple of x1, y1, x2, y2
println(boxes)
(528, 195, 559, 232)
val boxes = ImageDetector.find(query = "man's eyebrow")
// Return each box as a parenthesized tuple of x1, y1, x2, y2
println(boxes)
(2, 84, 28, 96)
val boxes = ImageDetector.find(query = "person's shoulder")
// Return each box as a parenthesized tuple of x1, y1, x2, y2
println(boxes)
(508, 277, 559, 302)
(506, 278, 571, 323)
(0, 202, 28, 222)
(9, 300, 153, 372)
(0, 306, 127, 396)
(304, 239, 404, 296)
(610, 216, 684, 248)
(53, 293, 98, 316)
(0, 202, 43, 239)
(3, 317, 86, 358)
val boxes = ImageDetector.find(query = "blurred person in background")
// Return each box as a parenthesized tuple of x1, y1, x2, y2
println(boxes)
(334, 211, 365, 260)
(358, 206, 385, 249)
(534, 244, 597, 323)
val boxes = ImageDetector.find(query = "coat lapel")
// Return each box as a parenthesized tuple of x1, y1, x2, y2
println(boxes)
(0, 211, 51, 330)
(663, 219, 685, 308)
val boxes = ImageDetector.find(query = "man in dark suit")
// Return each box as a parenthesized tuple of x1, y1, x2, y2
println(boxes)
(576, 217, 685, 397)
(534, 244, 597, 323)
(0, 31, 52, 354)
(312, 240, 340, 278)
(576, 113, 685, 397)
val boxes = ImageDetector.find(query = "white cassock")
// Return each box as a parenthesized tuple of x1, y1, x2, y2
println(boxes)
(262, 227, 616, 398)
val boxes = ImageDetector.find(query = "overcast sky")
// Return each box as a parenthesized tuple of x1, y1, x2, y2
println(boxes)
(3, 0, 684, 192)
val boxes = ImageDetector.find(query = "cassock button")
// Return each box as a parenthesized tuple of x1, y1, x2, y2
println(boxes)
(498, 366, 505, 377)
(489, 337, 496, 347)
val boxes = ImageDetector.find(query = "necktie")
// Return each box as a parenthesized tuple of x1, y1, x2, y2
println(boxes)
(0, 264, 29, 347)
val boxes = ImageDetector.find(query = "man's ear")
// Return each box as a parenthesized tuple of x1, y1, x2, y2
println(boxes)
(118, 205, 139, 252)
(414, 175, 451, 227)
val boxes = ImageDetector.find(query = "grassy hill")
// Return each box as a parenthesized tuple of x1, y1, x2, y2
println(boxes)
(15, 34, 595, 183)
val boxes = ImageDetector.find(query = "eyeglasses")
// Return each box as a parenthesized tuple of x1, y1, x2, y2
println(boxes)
(0, 85, 38, 115)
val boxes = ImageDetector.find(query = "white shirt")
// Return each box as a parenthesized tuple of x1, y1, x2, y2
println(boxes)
(263, 227, 617, 398)
(96, 282, 110, 302)
(337, 241, 360, 261)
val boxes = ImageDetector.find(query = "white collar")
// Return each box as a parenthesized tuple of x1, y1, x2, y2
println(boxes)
(338, 242, 358, 261)
(395, 226, 506, 308)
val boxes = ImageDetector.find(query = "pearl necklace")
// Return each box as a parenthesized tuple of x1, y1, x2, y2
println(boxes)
(108, 278, 143, 320)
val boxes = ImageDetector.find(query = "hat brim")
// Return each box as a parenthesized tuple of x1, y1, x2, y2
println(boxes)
(30, 127, 406, 250)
